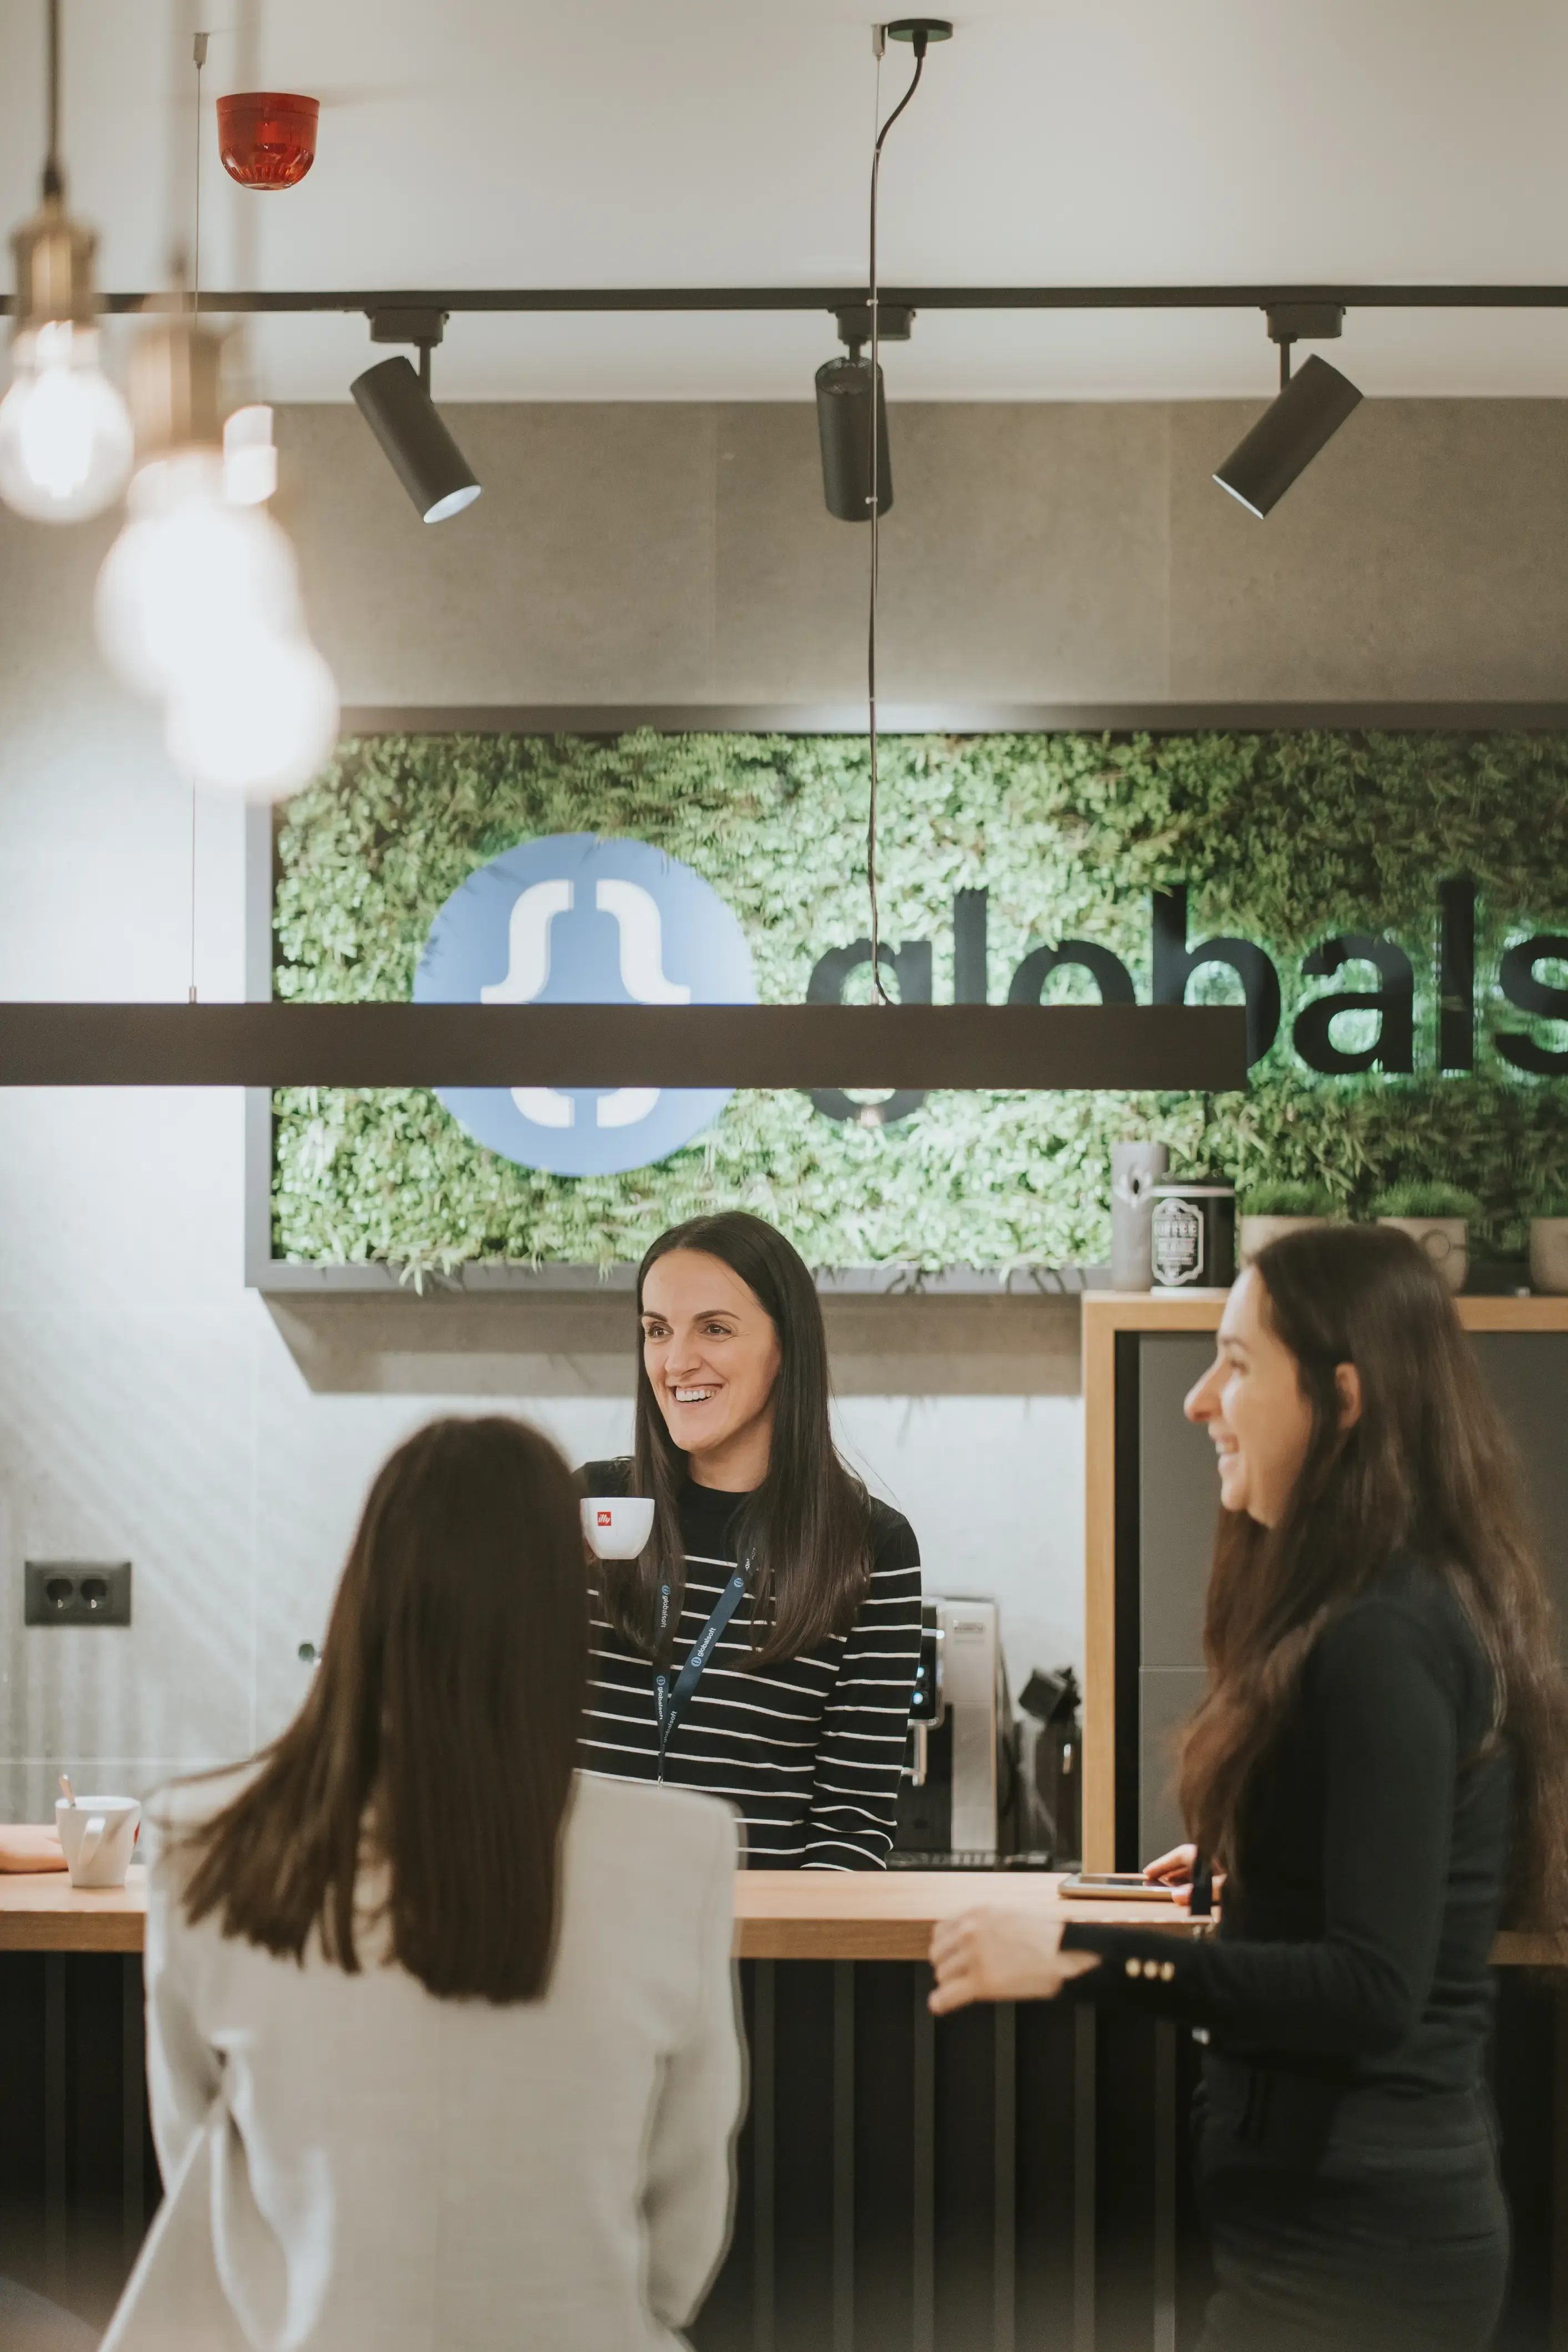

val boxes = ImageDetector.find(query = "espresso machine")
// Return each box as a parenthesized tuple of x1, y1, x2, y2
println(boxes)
(893, 1596, 1027, 1864)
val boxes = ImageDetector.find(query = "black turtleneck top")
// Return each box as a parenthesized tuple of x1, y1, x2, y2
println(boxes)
(1062, 1559, 1514, 2095)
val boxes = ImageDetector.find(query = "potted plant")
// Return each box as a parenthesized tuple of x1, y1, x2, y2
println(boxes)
(1528, 1197, 1568, 1295)
(1370, 1183, 1482, 1294)
(1238, 1182, 1333, 1267)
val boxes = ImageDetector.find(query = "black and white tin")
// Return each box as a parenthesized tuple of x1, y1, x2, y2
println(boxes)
(1150, 1182, 1236, 1291)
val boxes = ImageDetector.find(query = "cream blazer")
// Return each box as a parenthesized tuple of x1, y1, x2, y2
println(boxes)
(103, 1773, 744, 2352)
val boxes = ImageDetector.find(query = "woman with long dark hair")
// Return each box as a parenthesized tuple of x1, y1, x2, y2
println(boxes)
(929, 1224, 1568, 2351)
(104, 1417, 744, 2352)
(581, 1211, 923, 1868)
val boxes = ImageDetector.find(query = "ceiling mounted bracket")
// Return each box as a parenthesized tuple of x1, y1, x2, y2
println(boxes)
(834, 302, 914, 359)
(1265, 301, 1346, 389)
(368, 305, 448, 391)
(885, 20, 955, 42)
(1265, 302, 1346, 346)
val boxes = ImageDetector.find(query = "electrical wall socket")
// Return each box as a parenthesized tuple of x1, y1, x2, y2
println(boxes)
(24, 1562, 133, 1627)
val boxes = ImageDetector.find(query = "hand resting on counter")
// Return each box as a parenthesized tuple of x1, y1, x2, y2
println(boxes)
(928, 1911, 1102, 2014)
(0, 1824, 65, 1872)
(1142, 1841, 1226, 1912)
(929, 1844, 1219, 2014)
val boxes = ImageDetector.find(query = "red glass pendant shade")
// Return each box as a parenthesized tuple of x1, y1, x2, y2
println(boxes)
(217, 93, 319, 191)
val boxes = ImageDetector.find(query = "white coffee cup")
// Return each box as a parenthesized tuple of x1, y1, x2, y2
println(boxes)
(56, 1795, 141, 1888)
(581, 1496, 655, 1560)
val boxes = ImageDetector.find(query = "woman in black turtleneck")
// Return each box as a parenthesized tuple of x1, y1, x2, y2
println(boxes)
(931, 1223, 1568, 2352)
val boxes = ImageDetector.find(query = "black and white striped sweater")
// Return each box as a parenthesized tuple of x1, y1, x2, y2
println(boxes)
(578, 1463, 923, 1870)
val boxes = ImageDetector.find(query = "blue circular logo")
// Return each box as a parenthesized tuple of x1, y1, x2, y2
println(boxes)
(413, 834, 757, 1176)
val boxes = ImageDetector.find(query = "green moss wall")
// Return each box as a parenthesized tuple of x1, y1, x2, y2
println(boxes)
(271, 730, 1568, 1273)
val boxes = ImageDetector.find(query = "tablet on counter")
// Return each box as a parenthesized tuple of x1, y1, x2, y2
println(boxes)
(1058, 1872, 1177, 1901)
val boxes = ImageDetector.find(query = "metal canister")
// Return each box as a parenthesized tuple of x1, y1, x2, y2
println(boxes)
(1150, 1180, 1236, 1291)
(1109, 1141, 1169, 1289)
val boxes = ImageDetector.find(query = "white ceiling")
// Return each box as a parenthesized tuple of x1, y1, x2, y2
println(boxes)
(4, 0, 1568, 401)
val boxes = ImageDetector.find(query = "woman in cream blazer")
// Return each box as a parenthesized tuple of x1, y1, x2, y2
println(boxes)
(104, 1418, 744, 2352)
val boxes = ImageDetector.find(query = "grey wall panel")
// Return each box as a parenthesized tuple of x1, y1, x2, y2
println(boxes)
(1470, 1335, 1568, 1636)
(1138, 1335, 1219, 1668)
(1139, 1666, 1209, 1863)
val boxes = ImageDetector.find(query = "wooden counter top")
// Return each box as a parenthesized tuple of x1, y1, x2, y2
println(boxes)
(0, 1864, 147, 1951)
(3, 1865, 1560, 1967)
(732, 1875, 1568, 1966)
(733, 1871, 1198, 1958)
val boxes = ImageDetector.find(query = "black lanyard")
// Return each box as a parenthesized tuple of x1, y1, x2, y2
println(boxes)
(654, 1562, 751, 1782)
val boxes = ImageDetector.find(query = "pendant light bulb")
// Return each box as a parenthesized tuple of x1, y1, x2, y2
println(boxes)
(0, 318, 132, 521)
(95, 312, 339, 799)
(1, 174, 133, 525)
(164, 627, 338, 803)
(95, 449, 302, 699)
(1, 0, 133, 519)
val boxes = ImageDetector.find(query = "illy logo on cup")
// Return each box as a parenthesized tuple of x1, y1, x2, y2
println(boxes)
(597, 1510, 612, 1526)
(414, 833, 756, 1177)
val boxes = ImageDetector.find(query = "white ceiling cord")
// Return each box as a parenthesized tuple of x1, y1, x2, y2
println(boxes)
(864, 22, 943, 1005)
(189, 31, 208, 1004)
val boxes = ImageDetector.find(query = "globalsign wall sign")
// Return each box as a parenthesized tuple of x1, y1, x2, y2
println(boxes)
(414, 843, 1566, 1176)
(269, 731, 1568, 1272)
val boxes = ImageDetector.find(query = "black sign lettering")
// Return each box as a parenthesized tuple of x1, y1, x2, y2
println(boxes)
(1496, 934, 1568, 1077)
(1292, 935, 1415, 1075)
(954, 888, 989, 1005)
(1152, 886, 1281, 1067)
(1007, 943, 1136, 1005)
(806, 936, 933, 1124)
(1437, 878, 1477, 1072)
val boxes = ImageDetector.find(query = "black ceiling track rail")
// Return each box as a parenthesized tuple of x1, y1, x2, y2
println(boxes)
(0, 1003, 1247, 1092)
(5, 283, 1568, 318)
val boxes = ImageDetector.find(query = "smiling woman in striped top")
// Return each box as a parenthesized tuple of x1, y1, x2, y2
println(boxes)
(580, 1211, 922, 1869)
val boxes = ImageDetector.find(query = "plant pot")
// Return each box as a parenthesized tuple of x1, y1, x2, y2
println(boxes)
(1529, 1218, 1568, 1295)
(1239, 1214, 1327, 1268)
(1377, 1216, 1468, 1293)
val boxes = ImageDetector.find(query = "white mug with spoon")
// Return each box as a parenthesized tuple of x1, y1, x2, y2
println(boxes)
(55, 1786, 141, 1887)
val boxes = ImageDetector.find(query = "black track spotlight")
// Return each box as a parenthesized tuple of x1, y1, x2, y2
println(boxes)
(816, 357, 890, 521)
(350, 308, 480, 524)
(1213, 304, 1362, 518)
(815, 303, 909, 522)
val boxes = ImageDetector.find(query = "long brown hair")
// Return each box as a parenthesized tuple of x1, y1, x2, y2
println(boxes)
(598, 1210, 873, 1666)
(178, 1416, 588, 2002)
(1179, 1223, 1568, 1928)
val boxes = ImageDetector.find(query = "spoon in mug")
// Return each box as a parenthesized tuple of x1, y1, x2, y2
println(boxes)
(58, 1774, 74, 1806)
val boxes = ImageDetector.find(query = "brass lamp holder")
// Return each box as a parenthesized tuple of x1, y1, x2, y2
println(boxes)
(126, 303, 224, 462)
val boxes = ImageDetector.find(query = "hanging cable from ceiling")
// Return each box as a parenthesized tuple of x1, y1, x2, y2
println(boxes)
(0, 0, 134, 522)
(863, 19, 950, 1002)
